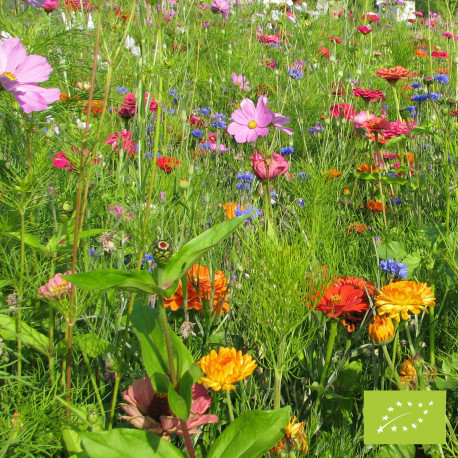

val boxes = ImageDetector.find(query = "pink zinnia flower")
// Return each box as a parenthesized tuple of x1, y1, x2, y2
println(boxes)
(120, 376, 218, 436)
(0, 38, 60, 113)
(250, 150, 290, 181)
(231, 72, 251, 90)
(210, 0, 229, 19)
(258, 34, 280, 44)
(118, 92, 157, 118)
(361, 13, 379, 23)
(106, 130, 136, 156)
(330, 103, 355, 120)
(38, 272, 73, 300)
(352, 87, 386, 102)
(43, 0, 60, 12)
(353, 111, 375, 129)
(382, 120, 417, 139)
(227, 96, 273, 143)
(357, 26, 372, 35)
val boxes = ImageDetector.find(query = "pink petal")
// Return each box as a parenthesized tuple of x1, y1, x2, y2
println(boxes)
(0, 39, 27, 73)
(230, 108, 250, 125)
(15, 54, 53, 83)
(10, 83, 60, 113)
(239, 98, 256, 121)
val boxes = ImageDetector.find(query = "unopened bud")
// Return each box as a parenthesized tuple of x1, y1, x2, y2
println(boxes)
(152, 239, 173, 265)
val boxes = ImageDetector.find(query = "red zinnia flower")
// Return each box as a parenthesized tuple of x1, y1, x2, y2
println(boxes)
(317, 47, 329, 59)
(352, 87, 386, 102)
(375, 66, 410, 81)
(432, 51, 448, 59)
(156, 156, 181, 172)
(330, 103, 355, 120)
(362, 117, 391, 133)
(314, 284, 368, 318)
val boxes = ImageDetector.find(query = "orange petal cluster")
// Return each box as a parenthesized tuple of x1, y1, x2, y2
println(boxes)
(375, 66, 410, 81)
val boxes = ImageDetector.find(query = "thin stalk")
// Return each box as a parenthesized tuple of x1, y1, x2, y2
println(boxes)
(382, 344, 404, 390)
(17, 209, 25, 378)
(273, 367, 283, 411)
(226, 389, 234, 423)
(82, 351, 105, 419)
(404, 320, 416, 357)
(429, 284, 436, 366)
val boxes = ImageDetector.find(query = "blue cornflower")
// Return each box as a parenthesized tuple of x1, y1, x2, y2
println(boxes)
(237, 171, 255, 182)
(269, 43, 280, 48)
(200, 107, 211, 115)
(387, 198, 403, 206)
(117, 86, 128, 95)
(200, 142, 212, 150)
(192, 129, 203, 138)
(144, 152, 153, 159)
(211, 120, 227, 128)
(142, 254, 156, 273)
(309, 125, 323, 134)
(270, 190, 277, 197)
(434, 74, 449, 84)
(382, 105, 388, 111)
(411, 83, 422, 89)
(235, 182, 244, 190)
(202, 196, 206, 203)
(280, 146, 295, 156)
(234, 204, 261, 223)
(297, 172, 311, 180)
(412, 94, 429, 103)
(167, 108, 176, 114)
(212, 112, 226, 119)
(244, 183, 251, 190)
(405, 106, 416, 113)
(379, 258, 408, 279)
(297, 198, 306, 207)
(169, 89, 178, 96)
(287, 69, 303, 79)
(429, 92, 441, 102)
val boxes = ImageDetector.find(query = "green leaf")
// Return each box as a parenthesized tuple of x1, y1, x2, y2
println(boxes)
(207, 407, 291, 458)
(74, 333, 116, 358)
(333, 361, 362, 393)
(7, 232, 48, 253)
(375, 444, 416, 458)
(402, 252, 421, 280)
(0, 315, 49, 355)
(131, 305, 194, 390)
(81, 429, 184, 458)
(161, 215, 246, 290)
(168, 383, 189, 420)
(0, 279, 11, 290)
(376, 241, 408, 261)
(63, 428, 84, 456)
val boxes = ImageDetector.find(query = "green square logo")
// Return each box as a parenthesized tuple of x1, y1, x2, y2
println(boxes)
(364, 391, 446, 444)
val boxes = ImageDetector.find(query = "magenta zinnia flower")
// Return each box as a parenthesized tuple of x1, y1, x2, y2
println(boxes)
(357, 26, 372, 35)
(352, 87, 386, 102)
(0, 38, 60, 113)
(227, 96, 273, 143)
(120, 376, 218, 436)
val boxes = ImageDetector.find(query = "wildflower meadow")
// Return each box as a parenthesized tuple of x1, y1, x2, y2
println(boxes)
(0, 0, 457, 456)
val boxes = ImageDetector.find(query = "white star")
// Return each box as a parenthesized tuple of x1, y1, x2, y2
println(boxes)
(429, 401, 434, 406)
(418, 402, 423, 407)
(382, 415, 388, 421)
(403, 426, 408, 431)
(388, 406, 394, 412)
(411, 423, 417, 429)
(378, 426, 384, 434)
(396, 401, 402, 407)
(391, 426, 397, 432)
(423, 410, 428, 415)
(418, 418, 423, 423)
(407, 401, 412, 406)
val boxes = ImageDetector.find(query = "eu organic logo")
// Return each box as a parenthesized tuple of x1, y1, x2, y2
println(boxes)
(364, 391, 446, 444)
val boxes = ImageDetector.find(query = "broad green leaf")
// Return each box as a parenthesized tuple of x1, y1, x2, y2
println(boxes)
(161, 215, 246, 290)
(375, 444, 415, 458)
(7, 232, 48, 253)
(333, 360, 362, 392)
(402, 252, 421, 280)
(63, 428, 84, 456)
(63, 270, 167, 296)
(74, 333, 115, 358)
(376, 241, 408, 261)
(81, 429, 184, 458)
(168, 383, 189, 420)
(0, 279, 11, 289)
(0, 315, 49, 355)
(131, 305, 194, 390)
(207, 407, 291, 458)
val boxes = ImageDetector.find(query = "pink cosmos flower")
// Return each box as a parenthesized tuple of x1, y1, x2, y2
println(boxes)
(0, 38, 60, 113)
(330, 103, 355, 120)
(119, 376, 218, 436)
(227, 96, 273, 143)
(250, 150, 290, 181)
(38, 272, 73, 300)
(210, 0, 229, 19)
(108, 205, 134, 221)
(118, 92, 157, 118)
(357, 26, 372, 35)
(53, 152, 75, 172)
(105, 130, 136, 156)
(271, 112, 293, 135)
(231, 73, 251, 90)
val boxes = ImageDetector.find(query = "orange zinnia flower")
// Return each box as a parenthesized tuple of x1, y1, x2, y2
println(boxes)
(197, 347, 257, 391)
(357, 163, 379, 173)
(270, 416, 308, 456)
(397, 153, 414, 164)
(366, 200, 384, 212)
(164, 264, 230, 314)
(375, 66, 410, 81)
(324, 169, 342, 180)
(223, 202, 245, 220)
(414, 50, 428, 57)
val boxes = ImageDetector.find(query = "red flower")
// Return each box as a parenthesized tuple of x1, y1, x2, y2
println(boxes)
(432, 50, 448, 59)
(361, 117, 391, 133)
(330, 103, 355, 120)
(317, 47, 329, 59)
(156, 156, 181, 172)
(352, 87, 385, 102)
(328, 36, 343, 44)
(375, 66, 410, 81)
(357, 26, 372, 35)
(346, 222, 367, 234)
(361, 13, 380, 23)
(314, 284, 368, 318)
(189, 115, 204, 126)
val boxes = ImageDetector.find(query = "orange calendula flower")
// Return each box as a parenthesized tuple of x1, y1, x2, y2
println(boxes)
(324, 169, 342, 180)
(270, 416, 308, 456)
(375, 281, 435, 323)
(366, 200, 384, 212)
(357, 163, 379, 173)
(368, 315, 395, 344)
(376, 66, 410, 81)
(197, 347, 257, 391)
(399, 357, 417, 390)
(397, 152, 415, 164)
(164, 264, 230, 314)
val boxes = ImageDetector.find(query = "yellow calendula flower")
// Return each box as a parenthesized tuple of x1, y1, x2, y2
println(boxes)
(368, 315, 395, 344)
(375, 281, 435, 323)
(270, 416, 308, 456)
(197, 347, 257, 391)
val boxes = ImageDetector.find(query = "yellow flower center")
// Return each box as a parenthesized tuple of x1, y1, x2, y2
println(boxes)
(330, 294, 342, 305)
(248, 120, 257, 129)
(50, 281, 69, 294)
(236, 82, 241, 87)
(2, 71, 16, 81)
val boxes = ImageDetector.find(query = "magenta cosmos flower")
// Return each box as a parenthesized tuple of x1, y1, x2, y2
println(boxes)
(210, 0, 229, 19)
(231, 73, 251, 90)
(38, 272, 73, 300)
(250, 151, 290, 181)
(0, 38, 60, 113)
(120, 376, 218, 436)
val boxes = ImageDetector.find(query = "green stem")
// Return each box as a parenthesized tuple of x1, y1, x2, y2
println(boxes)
(390, 83, 402, 121)
(429, 285, 436, 367)
(273, 367, 282, 411)
(82, 351, 105, 420)
(17, 209, 25, 378)
(226, 389, 234, 423)
(404, 320, 416, 357)
(382, 344, 403, 390)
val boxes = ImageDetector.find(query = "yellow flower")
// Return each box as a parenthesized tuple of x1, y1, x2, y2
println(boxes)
(399, 357, 417, 390)
(368, 315, 395, 344)
(270, 416, 308, 456)
(197, 347, 257, 391)
(375, 281, 435, 323)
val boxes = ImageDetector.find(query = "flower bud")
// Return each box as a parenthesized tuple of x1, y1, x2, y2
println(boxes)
(179, 179, 189, 190)
(87, 410, 98, 424)
(152, 240, 173, 265)
(368, 315, 395, 345)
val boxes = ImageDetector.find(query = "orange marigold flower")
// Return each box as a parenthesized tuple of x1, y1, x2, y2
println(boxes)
(80, 100, 104, 115)
(375, 66, 410, 81)
(357, 163, 379, 173)
(366, 200, 384, 212)
(324, 169, 342, 180)
(197, 347, 257, 391)
(368, 315, 395, 344)
(375, 281, 435, 323)
(60, 93, 70, 102)
(164, 264, 230, 314)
